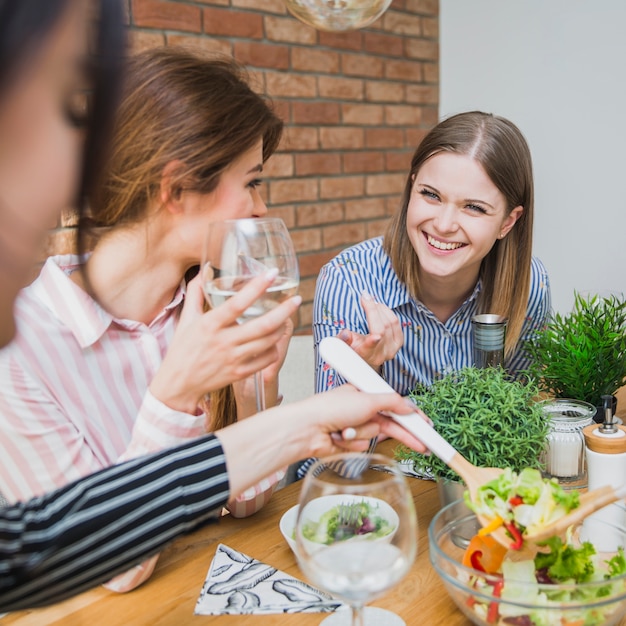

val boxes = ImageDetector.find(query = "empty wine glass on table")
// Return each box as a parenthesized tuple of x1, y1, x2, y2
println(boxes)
(294, 453, 417, 626)
(200, 217, 299, 411)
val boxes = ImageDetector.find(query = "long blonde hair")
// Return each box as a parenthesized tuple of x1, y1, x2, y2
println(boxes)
(384, 111, 534, 357)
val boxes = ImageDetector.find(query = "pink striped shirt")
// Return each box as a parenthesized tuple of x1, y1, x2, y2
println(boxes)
(0, 255, 284, 591)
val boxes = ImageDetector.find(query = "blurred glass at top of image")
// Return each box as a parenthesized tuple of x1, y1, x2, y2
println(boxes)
(283, 0, 393, 31)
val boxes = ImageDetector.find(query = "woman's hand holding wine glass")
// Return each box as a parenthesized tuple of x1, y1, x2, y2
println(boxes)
(149, 263, 300, 415)
(201, 218, 300, 412)
(294, 453, 417, 626)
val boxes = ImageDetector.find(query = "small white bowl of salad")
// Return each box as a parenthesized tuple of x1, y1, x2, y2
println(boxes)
(280, 494, 398, 556)
(429, 492, 626, 626)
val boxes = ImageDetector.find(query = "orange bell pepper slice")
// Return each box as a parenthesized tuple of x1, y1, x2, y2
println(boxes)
(462, 534, 507, 574)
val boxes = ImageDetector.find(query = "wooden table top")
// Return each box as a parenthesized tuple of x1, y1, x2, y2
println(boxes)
(2, 440, 472, 626)
(3, 438, 625, 626)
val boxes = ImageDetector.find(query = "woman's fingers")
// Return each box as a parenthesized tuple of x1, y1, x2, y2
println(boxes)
(205, 267, 301, 338)
(356, 294, 403, 365)
(154, 268, 301, 412)
(232, 294, 301, 344)
(340, 427, 357, 440)
(331, 422, 380, 443)
(179, 271, 288, 334)
(374, 408, 431, 454)
(316, 385, 406, 427)
(263, 317, 294, 380)
(332, 294, 402, 369)
(330, 420, 427, 454)
(330, 437, 376, 452)
(209, 269, 280, 326)
(318, 386, 431, 455)
(177, 274, 208, 326)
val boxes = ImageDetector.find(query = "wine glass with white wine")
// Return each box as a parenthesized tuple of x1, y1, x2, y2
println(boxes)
(200, 217, 299, 411)
(294, 453, 417, 626)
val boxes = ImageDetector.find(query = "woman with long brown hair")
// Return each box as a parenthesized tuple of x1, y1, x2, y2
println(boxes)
(0, 46, 299, 591)
(313, 111, 551, 396)
(0, 1, 429, 609)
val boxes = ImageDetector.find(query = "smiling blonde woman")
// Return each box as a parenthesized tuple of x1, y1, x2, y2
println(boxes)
(313, 111, 551, 398)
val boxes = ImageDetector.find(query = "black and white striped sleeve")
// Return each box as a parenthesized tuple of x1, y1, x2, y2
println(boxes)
(0, 434, 229, 612)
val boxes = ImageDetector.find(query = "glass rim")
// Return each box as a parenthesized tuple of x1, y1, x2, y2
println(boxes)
(216, 216, 287, 225)
(539, 397, 597, 416)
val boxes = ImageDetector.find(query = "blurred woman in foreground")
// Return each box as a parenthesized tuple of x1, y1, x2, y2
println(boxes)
(0, 0, 429, 612)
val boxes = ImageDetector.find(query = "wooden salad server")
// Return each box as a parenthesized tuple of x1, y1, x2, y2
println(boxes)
(524, 483, 626, 544)
(319, 336, 626, 551)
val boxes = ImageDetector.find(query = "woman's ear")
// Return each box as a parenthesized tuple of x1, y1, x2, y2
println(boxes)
(499, 205, 523, 239)
(159, 160, 186, 213)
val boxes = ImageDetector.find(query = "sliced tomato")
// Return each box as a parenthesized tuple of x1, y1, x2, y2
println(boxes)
(503, 521, 524, 550)
(487, 579, 504, 623)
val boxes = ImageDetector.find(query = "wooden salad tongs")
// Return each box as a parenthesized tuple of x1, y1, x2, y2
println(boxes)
(319, 337, 626, 552)
(524, 483, 626, 543)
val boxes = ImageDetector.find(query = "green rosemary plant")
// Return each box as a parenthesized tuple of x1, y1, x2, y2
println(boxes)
(524, 292, 626, 408)
(395, 366, 549, 483)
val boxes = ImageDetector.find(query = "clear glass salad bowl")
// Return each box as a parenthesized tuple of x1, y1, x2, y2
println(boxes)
(429, 498, 626, 626)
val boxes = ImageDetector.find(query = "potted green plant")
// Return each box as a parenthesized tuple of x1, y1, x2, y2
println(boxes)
(395, 366, 549, 486)
(524, 292, 626, 419)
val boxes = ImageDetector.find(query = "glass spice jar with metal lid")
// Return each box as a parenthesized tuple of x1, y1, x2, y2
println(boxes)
(540, 398, 596, 486)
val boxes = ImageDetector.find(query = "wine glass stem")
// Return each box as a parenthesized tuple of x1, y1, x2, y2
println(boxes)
(254, 369, 265, 412)
(351, 604, 365, 626)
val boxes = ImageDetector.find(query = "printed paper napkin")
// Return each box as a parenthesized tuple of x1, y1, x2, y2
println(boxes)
(194, 543, 347, 615)
(397, 459, 434, 480)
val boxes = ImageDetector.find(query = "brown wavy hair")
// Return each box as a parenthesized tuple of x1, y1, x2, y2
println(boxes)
(85, 45, 283, 229)
(383, 111, 534, 357)
(84, 46, 284, 429)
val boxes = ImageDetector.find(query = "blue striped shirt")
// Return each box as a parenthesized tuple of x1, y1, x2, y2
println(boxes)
(313, 237, 551, 396)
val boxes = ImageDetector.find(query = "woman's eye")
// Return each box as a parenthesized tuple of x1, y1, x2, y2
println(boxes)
(64, 90, 89, 129)
(247, 178, 263, 189)
(466, 204, 488, 215)
(418, 188, 439, 201)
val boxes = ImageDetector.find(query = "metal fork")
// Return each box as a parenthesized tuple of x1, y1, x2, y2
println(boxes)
(333, 502, 363, 541)
(316, 435, 378, 480)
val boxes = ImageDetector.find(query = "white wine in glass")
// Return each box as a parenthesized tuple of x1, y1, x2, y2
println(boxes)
(200, 217, 299, 411)
(294, 453, 417, 626)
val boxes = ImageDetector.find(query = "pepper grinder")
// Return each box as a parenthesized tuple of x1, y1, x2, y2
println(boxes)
(581, 395, 626, 551)
(471, 314, 507, 368)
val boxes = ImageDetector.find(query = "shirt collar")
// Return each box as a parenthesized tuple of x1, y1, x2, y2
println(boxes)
(30, 255, 184, 348)
(384, 256, 482, 316)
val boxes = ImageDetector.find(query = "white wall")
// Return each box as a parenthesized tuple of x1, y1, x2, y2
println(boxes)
(440, 0, 626, 313)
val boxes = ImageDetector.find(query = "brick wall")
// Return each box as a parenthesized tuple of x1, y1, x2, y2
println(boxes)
(47, 0, 439, 333)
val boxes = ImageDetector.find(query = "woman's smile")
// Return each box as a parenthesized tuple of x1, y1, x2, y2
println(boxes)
(406, 152, 517, 285)
(424, 232, 466, 252)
